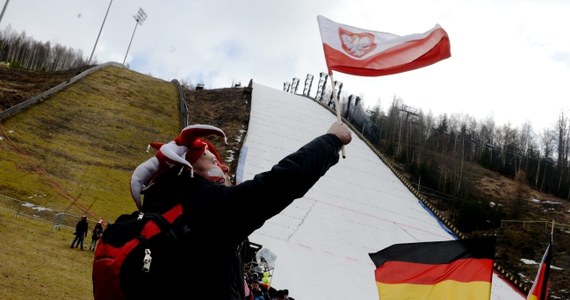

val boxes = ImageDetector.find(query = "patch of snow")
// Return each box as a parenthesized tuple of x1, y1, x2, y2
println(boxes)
(21, 201, 52, 212)
(520, 258, 564, 271)
(520, 258, 538, 265)
(543, 200, 562, 205)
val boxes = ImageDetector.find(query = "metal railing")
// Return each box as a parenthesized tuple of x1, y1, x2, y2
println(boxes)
(0, 194, 100, 231)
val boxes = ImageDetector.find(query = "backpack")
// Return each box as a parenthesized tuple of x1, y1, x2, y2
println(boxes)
(92, 203, 189, 300)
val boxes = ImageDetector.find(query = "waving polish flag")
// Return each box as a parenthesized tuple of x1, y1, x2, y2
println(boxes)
(317, 15, 451, 76)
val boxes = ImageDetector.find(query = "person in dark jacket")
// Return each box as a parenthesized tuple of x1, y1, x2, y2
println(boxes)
(70, 215, 88, 250)
(88, 219, 104, 251)
(129, 122, 351, 299)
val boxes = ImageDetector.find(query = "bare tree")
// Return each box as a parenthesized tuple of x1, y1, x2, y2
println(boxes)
(518, 121, 534, 175)
(538, 128, 556, 192)
(555, 112, 568, 193)
(0, 27, 86, 71)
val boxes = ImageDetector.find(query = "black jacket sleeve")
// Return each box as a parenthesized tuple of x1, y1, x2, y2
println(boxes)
(213, 133, 343, 241)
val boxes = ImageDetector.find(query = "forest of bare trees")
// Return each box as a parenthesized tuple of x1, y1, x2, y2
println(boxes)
(304, 72, 570, 231)
(0, 26, 87, 71)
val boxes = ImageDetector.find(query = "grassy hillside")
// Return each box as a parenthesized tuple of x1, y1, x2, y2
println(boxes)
(0, 65, 180, 299)
(0, 208, 93, 300)
(0, 65, 180, 222)
(0, 65, 251, 299)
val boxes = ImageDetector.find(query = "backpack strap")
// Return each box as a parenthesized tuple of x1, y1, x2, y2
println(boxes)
(133, 204, 186, 273)
(138, 203, 184, 242)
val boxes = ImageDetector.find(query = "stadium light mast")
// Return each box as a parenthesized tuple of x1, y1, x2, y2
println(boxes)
(88, 0, 114, 65)
(0, 0, 11, 27)
(122, 7, 147, 65)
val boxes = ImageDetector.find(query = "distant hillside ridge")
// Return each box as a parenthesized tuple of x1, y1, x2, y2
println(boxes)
(0, 62, 124, 120)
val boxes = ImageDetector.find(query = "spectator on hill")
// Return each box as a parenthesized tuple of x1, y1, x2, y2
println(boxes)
(88, 219, 104, 251)
(70, 215, 88, 250)
(129, 121, 351, 299)
(251, 280, 271, 300)
(244, 276, 253, 300)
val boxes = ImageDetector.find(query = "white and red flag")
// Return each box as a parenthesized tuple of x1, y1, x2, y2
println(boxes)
(317, 15, 451, 76)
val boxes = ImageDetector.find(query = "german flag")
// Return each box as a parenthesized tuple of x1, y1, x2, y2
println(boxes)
(527, 242, 551, 300)
(369, 236, 496, 300)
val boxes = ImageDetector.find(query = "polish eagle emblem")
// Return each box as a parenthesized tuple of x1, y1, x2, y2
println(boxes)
(339, 27, 376, 58)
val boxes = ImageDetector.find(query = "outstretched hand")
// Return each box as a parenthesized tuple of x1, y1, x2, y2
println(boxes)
(327, 122, 352, 145)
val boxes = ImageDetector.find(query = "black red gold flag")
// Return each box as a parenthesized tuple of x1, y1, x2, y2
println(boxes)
(527, 242, 552, 300)
(369, 236, 496, 300)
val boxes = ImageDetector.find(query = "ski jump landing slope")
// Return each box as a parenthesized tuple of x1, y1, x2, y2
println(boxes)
(237, 82, 525, 300)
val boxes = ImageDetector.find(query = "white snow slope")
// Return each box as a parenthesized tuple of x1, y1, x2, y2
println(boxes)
(236, 82, 525, 300)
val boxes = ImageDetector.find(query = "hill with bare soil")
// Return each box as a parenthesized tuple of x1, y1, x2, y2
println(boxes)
(0, 65, 92, 110)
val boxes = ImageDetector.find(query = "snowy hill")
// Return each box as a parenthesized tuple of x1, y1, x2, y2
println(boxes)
(237, 82, 525, 299)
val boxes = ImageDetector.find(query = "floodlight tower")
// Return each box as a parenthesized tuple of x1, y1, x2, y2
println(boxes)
(0, 0, 11, 26)
(88, 0, 114, 65)
(122, 7, 147, 65)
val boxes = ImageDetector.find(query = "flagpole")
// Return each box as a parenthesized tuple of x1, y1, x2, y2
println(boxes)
(550, 219, 555, 243)
(328, 72, 346, 158)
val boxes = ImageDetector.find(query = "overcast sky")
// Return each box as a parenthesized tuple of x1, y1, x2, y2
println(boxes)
(2, 0, 569, 134)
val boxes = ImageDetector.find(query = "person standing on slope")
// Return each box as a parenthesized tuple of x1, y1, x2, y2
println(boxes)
(128, 121, 351, 299)
(88, 219, 104, 251)
(70, 215, 88, 250)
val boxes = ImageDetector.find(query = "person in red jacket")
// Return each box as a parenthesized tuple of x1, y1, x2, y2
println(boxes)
(128, 121, 351, 299)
